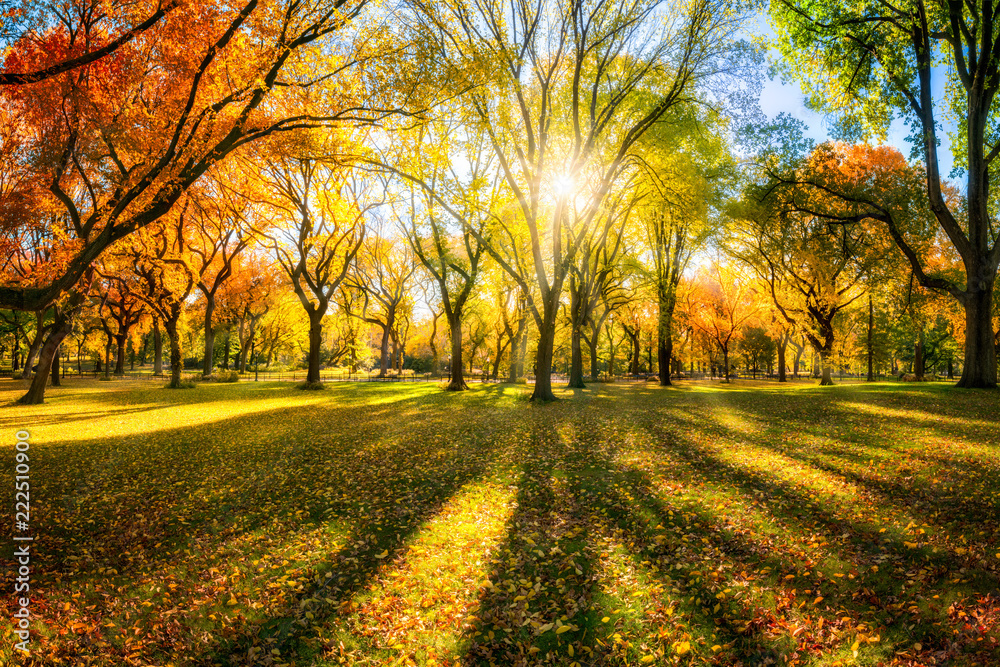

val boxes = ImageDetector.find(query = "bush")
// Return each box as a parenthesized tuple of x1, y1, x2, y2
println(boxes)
(204, 370, 240, 383)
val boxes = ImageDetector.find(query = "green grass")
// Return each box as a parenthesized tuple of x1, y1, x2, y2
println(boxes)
(1, 378, 999, 666)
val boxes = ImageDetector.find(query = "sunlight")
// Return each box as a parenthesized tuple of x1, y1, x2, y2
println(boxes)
(552, 173, 575, 198)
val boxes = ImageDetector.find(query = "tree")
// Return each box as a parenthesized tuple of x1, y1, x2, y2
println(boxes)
(771, 1, 1000, 387)
(187, 176, 257, 377)
(738, 325, 776, 379)
(1, 0, 425, 403)
(687, 263, 759, 381)
(733, 148, 895, 385)
(111, 208, 195, 388)
(259, 152, 372, 385)
(412, 0, 759, 400)
(638, 106, 731, 386)
(348, 232, 417, 378)
(383, 115, 493, 390)
(0, 0, 175, 86)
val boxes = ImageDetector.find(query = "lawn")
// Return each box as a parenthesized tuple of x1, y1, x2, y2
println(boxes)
(1, 379, 999, 666)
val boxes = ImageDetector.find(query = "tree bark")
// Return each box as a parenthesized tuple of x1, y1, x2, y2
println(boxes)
(914, 325, 925, 380)
(447, 313, 467, 391)
(957, 285, 997, 387)
(114, 333, 126, 375)
(202, 295, 216, 377)
(377, 325, 390, 377)
(21, 315, 46, 379)
(657, 334, 672, 386)
(164, 319, 184, 388)
(307, 316, 322, 383)
(819, 351, 834, 386)
(153, 323, 163, 375)
(51, 343, 60, 386)
(865, 294, 874, 381)
(589, 335, 600, 380)
(777, 333, 787, 383)
(568, 325, 585, 388)
(18, 310, 73, 404)
(531, 314, 557, 401)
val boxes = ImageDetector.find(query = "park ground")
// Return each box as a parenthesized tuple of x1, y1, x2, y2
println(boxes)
(1, 379, 999, 666)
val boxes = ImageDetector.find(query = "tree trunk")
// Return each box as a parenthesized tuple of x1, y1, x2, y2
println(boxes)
(914, 325, 925, 380)
(447, 313, 467, 391)
(517, 321, 528, 379)
(202, 296, 216, 377)
(222, 329, 232, 371)
(307, 317, 322, 383)
(657, 334, 672, 387)
(21, 322, 45, 380)
(429, 312, 440, 375)
(377, 325, 390, 377)
(568, 325, 585, 388)
(154, 323, 163, 375)
(114, 334, 126, 375)
(722, 346, 730, 382)
(819, 350, 834, 386)
(165, 319, 184, 388)
(589, 335, 600, 380)
(957, 285, 996, 387)
(777, 334, 787, 383)
(50, 343, 60, 386)
(18, 312, 73, 404)
(531, 313, 557, 401)
(627, 331, 640, 376)
(867, 294, 875, 382)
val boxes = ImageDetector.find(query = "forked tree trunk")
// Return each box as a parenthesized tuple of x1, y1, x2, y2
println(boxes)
(18, 313, 72, 404)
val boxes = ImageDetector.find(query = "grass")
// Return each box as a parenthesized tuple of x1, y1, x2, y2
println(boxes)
(1, 378, 999, 666)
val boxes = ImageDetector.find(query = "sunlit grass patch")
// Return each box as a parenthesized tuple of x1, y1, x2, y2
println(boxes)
(1, 379, 999, 665)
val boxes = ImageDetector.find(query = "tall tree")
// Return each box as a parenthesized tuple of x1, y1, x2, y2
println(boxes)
(412, 0, 759, 400)
(771, 1, 1000, 387)
(259, 153, 372, 385)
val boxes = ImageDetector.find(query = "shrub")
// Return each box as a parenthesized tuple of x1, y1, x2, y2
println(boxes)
(209, 370, 240, 383)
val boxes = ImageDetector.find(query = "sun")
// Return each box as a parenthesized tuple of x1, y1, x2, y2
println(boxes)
(553, 173, 575, 198)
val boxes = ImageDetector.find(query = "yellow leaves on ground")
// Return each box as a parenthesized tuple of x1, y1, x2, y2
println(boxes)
(2, 380, 1000, 665)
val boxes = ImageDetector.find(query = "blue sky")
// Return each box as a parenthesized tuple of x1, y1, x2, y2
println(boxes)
(754, 15, 957, 178)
